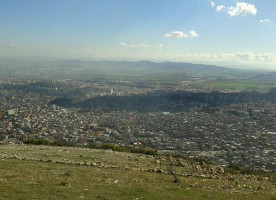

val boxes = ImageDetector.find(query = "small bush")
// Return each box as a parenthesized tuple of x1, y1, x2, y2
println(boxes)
(226, 163, 262, 175)
(94, 143, 157, 155)
(23, 139, 75, 147)
(100, 144, 128, 152)
(130, 148, 157, 155)
(24, 139, 50, 145)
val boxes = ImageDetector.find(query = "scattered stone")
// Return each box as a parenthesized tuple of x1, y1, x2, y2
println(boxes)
(59, 182, 68, 186)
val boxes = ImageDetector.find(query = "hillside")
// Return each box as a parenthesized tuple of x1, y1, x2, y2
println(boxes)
(0, 145, 275, 200)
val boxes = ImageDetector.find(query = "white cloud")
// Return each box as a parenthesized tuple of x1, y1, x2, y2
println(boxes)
(154, 43, 163, 48)
(216, 5, 225, 12)
(228, 2, 257, 16)
(164, 31, 188, 38)
(160, 52, 276, 64)
(118, 42, 163, 49)
(234, 52, 256, 61)
(189, 30, 199, 38)
(119, 42, 128, 47)
(210, 1, 215, 8)
(136, 43, 151, 48)
(164, 30, 199, 38)
(260, 18, 271, 24)
(223, 52, 276, 62)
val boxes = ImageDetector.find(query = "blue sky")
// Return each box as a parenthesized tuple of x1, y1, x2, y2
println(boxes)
(0, 0, 276, 68)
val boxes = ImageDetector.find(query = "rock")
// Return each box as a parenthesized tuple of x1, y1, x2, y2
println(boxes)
(257, 186, 263, 190)
(199, 161, 206, 168)
(228, 176, 235, 181)
(186, 174, 192, 177)
(149, 169, 156, 172)
(217, 167, 225, 174)
(156, 169, 163, 173)
(59, 182, 68, 186)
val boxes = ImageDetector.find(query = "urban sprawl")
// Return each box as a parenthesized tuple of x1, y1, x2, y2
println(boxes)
(0, 78, 275, 172)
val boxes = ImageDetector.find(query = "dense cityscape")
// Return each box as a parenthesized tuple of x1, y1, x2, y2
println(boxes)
(1, 78, 275, 172)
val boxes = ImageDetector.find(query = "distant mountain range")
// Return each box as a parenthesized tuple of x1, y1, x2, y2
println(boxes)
(2, 59, 275, 80)
(0, 59, 232, 76)
(51, 60, 233, 75)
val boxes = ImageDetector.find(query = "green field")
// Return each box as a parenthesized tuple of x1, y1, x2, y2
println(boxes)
(203, 79, 272, 92)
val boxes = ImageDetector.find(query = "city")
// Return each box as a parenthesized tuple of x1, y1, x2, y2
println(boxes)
(1, 78, 275, 172)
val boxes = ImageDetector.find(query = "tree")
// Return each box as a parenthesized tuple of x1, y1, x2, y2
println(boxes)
(166, 156, 180, 183)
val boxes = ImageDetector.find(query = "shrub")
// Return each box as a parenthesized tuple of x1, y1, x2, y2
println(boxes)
(225, 163, 262, 175)
(130, 148, 157, 155)
(100, 144, 128, 152)
(24, 139, 50, 145)
(23, 139, 75, 147)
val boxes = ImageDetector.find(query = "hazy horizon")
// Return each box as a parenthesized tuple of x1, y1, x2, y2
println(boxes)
(1, 0, 276, 69)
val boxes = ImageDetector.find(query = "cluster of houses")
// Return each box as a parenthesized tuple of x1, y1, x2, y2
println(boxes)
(0, 79, 275, 172)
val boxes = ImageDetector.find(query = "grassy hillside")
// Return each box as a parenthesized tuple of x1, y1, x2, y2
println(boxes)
(0, 145, 275, 200)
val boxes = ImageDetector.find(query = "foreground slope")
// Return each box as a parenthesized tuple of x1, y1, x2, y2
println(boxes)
(0, 145, 275, 200)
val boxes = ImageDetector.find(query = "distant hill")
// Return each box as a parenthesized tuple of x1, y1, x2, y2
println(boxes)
(51, 60, 233, 75)
(0, 59, 234, 79)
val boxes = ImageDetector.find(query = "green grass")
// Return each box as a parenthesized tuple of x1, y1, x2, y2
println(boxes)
(0, 145, 275, 200)
(1, 159, 275, 200)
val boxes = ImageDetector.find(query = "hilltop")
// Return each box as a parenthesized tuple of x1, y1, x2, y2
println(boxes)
(0, 145, 275, 200)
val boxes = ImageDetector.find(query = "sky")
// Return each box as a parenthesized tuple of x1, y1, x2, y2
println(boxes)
(0, 0, 276, 69)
